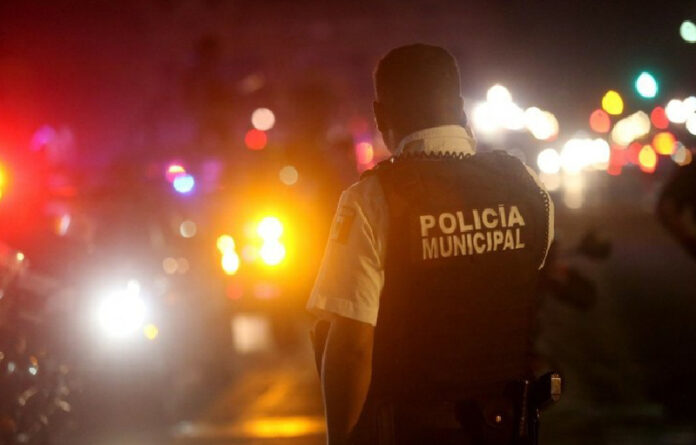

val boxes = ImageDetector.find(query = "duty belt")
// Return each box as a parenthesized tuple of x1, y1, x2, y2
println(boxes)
(350, 373, 562, 445)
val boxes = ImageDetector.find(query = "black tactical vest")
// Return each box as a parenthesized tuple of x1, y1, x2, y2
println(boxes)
(365, 151, 549, 404)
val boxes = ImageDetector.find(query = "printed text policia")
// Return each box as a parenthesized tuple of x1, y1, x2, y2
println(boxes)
(419, 205, 526, 260)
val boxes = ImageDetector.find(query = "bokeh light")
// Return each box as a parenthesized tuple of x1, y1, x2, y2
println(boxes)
(162, 257, 178, 274)
(524, 107, 559, 141)
(173, 174, 195, 194)
(486, 84, 512, 103)
(627, 142, 642, 165)
(177, 258, 190, 274)
(472, 102, 498, 134)
(166, 164, 186, 182)
(683, 96, 696, 114)
(611, 111, 650, 146)
(665, 99, 689, 124)
(245, 129, 268, 150)
(222, 251, 241, 275)
(257, 216, 283, 240)
(672, 144, 693, 166)
(179, 220, 197, 238)
(560, 138, 610, 173)
(279, 165, 299, 185)
(536, 148, 561, 174)
(650, 106, 669, 129)
(251, 108, 276, 131)
(607, 146, 627, 176)
(638, 145, 658, 173)
(652, 132, 676, 155)
(355, 142, 374, 165)
(143, 324, 159, 341)
(635, 72, 658, 99)
(217, 235, 235, 253)
(472, 88, 525, 133)
(589, 109, 611, 133)
(259, 241, 286, 266)
(686, 114, 696, 136)
(601, 90, 624, 115)
(680, 20, 696, 43)
(97, 280, 147, 339)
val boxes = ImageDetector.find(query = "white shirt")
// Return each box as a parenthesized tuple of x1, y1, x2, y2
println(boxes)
(307, 125, 555, 326)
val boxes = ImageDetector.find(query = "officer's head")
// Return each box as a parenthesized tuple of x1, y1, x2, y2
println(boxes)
(373, 44, 465, 152)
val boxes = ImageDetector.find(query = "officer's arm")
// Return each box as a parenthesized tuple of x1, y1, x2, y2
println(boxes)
(321, 315, 374, 445)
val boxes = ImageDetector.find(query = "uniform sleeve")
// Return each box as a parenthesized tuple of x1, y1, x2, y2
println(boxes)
(524, 165, 555, 269)
(306, 181, 386, 326)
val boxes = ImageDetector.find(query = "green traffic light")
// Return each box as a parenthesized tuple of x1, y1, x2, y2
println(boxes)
(635, 71, 658, 99)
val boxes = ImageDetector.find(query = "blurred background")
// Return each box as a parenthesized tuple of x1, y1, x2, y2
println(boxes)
(1, 1, 696, 444)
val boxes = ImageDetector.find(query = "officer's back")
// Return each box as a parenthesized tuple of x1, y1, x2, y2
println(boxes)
(308, 44, 554, 445)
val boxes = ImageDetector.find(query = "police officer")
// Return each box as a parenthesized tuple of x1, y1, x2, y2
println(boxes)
(308, 44, 555, 445)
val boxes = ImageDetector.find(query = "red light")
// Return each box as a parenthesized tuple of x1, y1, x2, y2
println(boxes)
(607, 145, 626, 176)
(245, 129, 267, 150)
(355, 142, 374, 165)
(650, 106, 669, 129)
(589, 109, 611, 133)
(627, 142, 642, 164)
(0, 164, 7, 200)
(652, 131, 676, 155)
(607, 164, 622, 176)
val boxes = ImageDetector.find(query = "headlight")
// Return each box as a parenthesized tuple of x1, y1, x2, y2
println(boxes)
(97, 280, 147, 339)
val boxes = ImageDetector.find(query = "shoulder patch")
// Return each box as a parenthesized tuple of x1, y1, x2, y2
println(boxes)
(331, 205, 356, 244)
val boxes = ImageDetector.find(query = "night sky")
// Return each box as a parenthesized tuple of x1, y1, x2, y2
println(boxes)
(1, 0, 695, 160)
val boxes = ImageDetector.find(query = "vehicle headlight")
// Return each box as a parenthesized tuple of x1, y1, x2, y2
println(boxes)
(97, 280, 147, 339)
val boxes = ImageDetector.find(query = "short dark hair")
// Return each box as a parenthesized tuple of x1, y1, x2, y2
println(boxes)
(374, 44, 463, 134)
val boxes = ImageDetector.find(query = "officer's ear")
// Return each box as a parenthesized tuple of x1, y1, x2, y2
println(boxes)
(373, 100, 389, 133)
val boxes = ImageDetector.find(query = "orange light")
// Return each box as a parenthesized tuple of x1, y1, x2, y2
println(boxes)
(652, 131, 676, 155)
(638, 145, 657, 173)
(245, 129, 267, 150)
(589, 109, 611, 133)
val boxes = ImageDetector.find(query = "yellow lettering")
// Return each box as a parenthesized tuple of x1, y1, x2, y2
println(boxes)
(423, 237, 439, 259)
(420, 215, 436, 237)
(515, 228, 525, 249)
(472, 209, 482, 230)
(498, 204, 507, 228)
(492, 230, 504, 251)
(439, 236, 453, 257)
(503, 229, 515, 250)
(456, 211, 473, 232)
(454, 234, 467, 256)
(507, 206, 526, 227)
(439, 213, 457, 234)
(482, 208, 498, 229)
(473, 232, 486, 254)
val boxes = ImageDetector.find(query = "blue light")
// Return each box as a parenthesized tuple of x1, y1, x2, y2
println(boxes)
(173, 174, 195, 194)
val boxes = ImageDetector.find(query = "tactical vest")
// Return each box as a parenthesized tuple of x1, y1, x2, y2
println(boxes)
(365, 150, 549, 404)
